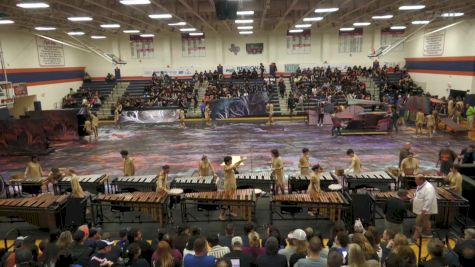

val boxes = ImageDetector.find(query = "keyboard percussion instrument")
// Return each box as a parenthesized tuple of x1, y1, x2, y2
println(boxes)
(111, 175, 157, 192)
(235, 172, 274, 192)
(170, 175, 217, 192)
(59, 174, 108, 193)
(288, 172, 338, 193)
(7, 177, 49, 196)
(344, 171, 396, 191)
(400, 174, 446, 188)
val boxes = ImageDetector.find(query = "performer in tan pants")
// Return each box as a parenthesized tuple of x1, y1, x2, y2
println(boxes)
(219, 156, 245, 221)
(271, 149, 285, 194)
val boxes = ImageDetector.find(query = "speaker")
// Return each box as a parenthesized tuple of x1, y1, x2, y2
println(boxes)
(215, 0, 238, 20)
(34, 101, 42, 112)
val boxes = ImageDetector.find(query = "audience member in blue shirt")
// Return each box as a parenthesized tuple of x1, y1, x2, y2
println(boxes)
(183, 238, 215, 267)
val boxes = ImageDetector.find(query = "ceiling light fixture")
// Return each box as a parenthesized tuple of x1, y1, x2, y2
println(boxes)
(68, 17, 93, 22)
(353, 22, 371, 26)
(390, 26, 406, 30)
(35, 26, 56, 31)
(149, 14, 172, 19)
(67, 31, 85, 36)
(91, 35, 107, 39)
(123, 30, 140, 33)
(235, 19, 253, 24)
(339, 27, 355, 31)
(120, 0, 151, 5)
(412, 20, 430, 24)
(180, 28, 196, 32)
(314, 8, 339, 13)
(288, 29, 304, 33)
(295, 24, 312, 28)
(399, 5, 425, 10)
(101, 24, 121, 28)
(16, 2, 50, 9)
(237, 11, 254, 15)
(189, 32, 204, 36)
(372, 15, 393, 19)
(441, 12, 464, 17)
(239, 31, 253, 35)
(140, 34, 155, 37)
(0, 20, 14, 25)
(168, 22, 186, 26)
(237, 26, 253, 30)
(303, 17, 323, 21)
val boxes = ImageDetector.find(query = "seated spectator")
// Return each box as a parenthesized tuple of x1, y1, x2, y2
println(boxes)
(15, 248, 34, 267)
(223, 236, 253, 267)
(255, 237, 287, 267)
(453, 228, 475, 267)
(334, 232, 350, 258)
(89, 240, 114, 267)
(183, 238, 215, 267)
(380, 229, 396, 263)
(219, 223, 234, 248)
(128, 242, 150, 267)
(70, 230, 93, 267)
(327, 221, 347, 248)
(151, 241, 179, 267)
(84, 72, 92, 83)
(312, 231, 328, 259)
(207, 234, 230, 259)
(242, 231, 265, 263)
(294, 236, 326, 267)
(216, 258, 232, 267)
(106, 73, 115, 82)
(286, 229, 307, 266)
(385, 245, 416, 267)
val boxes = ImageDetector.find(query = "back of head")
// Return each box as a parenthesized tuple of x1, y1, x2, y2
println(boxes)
(427, 238, 444, 257)
(265, 237, 279, 255)
(347, 244, 366, 266)
(336, 232, 350, 247)
(193, 238, 206, 254)
(225, 223, 234, 235)
(207, 234, 219, 247)
(248, 231, 260, 247)
(243, 223, 254, 234)
(394, 245, 416, 265)
(393, 233, 409, 247)
(327, 250, 343, 267)
(15, 248, 33, 267)
(308, 236, 322, 254)
(464, 228, 475, 239)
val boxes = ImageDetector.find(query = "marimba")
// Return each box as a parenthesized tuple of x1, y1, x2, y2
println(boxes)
(7, 177, 49, 196)
(0, 194, 70, 230)
(344, 171, 396, 191)
(181, 189, 256, 223)
(270, 192, 351, 224)
(235, 172, 274, 192)
(93, 191, 169, 226)
(288, 172, 338, 193)
(370, 187, 469, 228)
(401, 174, 446, 188)
(170, 176, 217, 192)
(58, 174, 108, 193)
(110, 175, 157, 192)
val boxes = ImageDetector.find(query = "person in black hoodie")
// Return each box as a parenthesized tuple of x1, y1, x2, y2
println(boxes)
(255, 237, 287, 267)
(70, 230, 93, 267)
(128, 228, 153, 265)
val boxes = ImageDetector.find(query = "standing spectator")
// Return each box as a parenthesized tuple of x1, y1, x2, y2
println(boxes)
(128, 228, 153, 265)
(326, 250, 343, 267)
(294, 237, 326, 267)
(419, 238, 447, 267)
(458, 144, 475, 164)
(84, 227, 102, 251)
(173, 225, 189, 254)
(128, 243, 150, 267)
(216, 258, 232, 267)
(242, 231, 265, 263)
(278, 229, 302, 262)
(383, 189, 408, 234)
(346, 244, 366, 267)
(412, 174, 438, 241)
(70, 230, 93, 267)
(183, 238, 215, 267)
(256, 237, 287, 267)
(89, 240, 114, 267)
(219, 224, 234, 248)
(207, 234, 230, 259)
(316, 103, 324, 127)
(151, 241, 179, 267)
(223, 236, 253, 267)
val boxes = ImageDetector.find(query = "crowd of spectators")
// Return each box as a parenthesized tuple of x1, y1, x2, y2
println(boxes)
(62, 88, 103, 109)
(2, 221, 474, 267)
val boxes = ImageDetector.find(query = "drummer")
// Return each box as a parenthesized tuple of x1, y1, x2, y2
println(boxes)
(308, 164, 322, 216)
(345, 149, 362, 175)
(219, 156, 245, 221)
(298, 148, 311, 176)
(400, 152, 419, 176)
(198, 155, 215, 177)
(157, 165, 170, 192)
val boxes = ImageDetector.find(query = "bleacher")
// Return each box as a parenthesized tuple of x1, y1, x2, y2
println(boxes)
(67, 81, 116, 110)
(123, 80, 151, 97)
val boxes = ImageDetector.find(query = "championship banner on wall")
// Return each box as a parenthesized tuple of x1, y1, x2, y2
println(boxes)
(182, 34, 206, 57)
(36, 37, 65, 66)
(13, 83, 28, 97)
(286, 30, 311, 54)
(130, 35, 155, 59)
(423, 29, 445, 56)
(246, 43, 263, 54)
(381, 27, 405, 52)
(338, 28, 363, 53)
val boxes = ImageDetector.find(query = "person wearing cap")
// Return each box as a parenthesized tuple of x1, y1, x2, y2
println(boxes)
(70, 230, 93, 267)
(411, 174, 438, 241)
(207, 234, 230, 259)
(289, 230, 309, 267)
(89, 240, 114, 267)
(294, 236, 327, 267)
(121, 150, 135, 176)
(256, 237, 287, 267)
(437, 143, 457, 175)
(156, 165, 170, 192)
(223, 236, 253, 267)
(84, 227, 102, 251)
(279, 229, 306, 263)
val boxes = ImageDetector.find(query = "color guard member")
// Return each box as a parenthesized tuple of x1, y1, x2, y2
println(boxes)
(307, 164, 322, 216)
(179, 109, 186, 128)
(91, 112, 99, 140)
(205, 104, 211, 125)
(220, 156, 245, 221)
(114, 101, 123, 128)
(271, 149, 285, 194)
(415, 109, 425, 136)
(84, 116, 93, 142)
(68, 169, 86, 198)
(266, 102, 274, 125)
(121, 150, 135, 176)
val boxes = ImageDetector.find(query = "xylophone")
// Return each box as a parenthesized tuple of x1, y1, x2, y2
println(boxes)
(235, 172, 274, 192)
(110, 175, 157, 192)
(7, 177, 49, 196)
(170, 176, 217, 192)
(93, 191, 169, 226)
(0, 194, 70, 230)
(288, 172, 338, 193)
(370, 187, 469, 228)
(181, 189, 256, 223)
(344, 171, 396, 191)
(58, 174, 108, 194)
(401, 174, 446, 188)
(270, 192, 352, 224)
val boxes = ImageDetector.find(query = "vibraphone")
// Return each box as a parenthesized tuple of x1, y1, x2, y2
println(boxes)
(110, 175, 157, 192)
(181, 189, 256, 223)
(288, 172, 338, 193)
(401, 174, 446, 188)
(343, 171, 396, 191)
(270, 192, 352, 224)
(7, 177, 49, 196)
(0, 194, 69, 230)
(58, 174, 108, 194)
(370, 187, 469, 228)
(93, 191, 169, 226)
(235, 172, 274, 192)
(170, 176, 217, 192)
